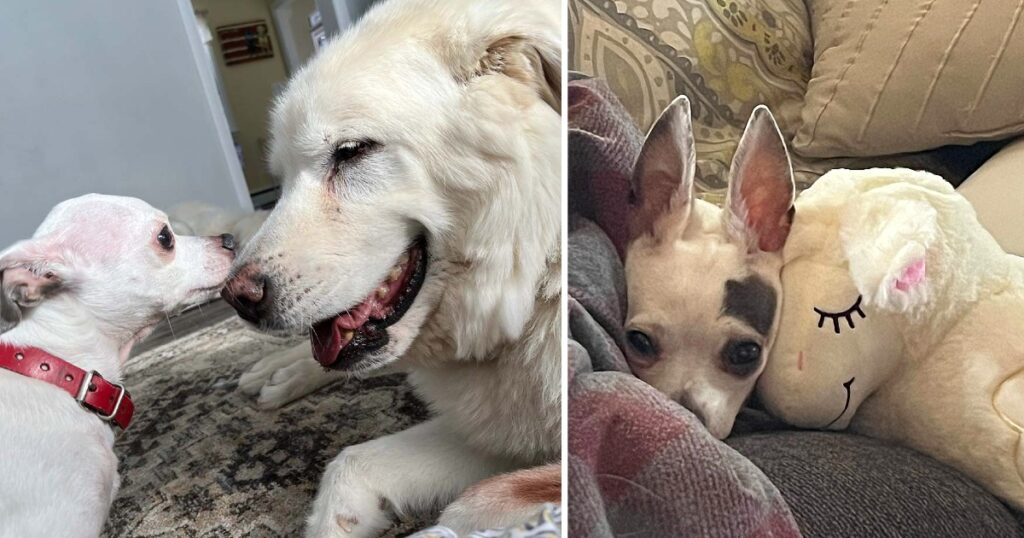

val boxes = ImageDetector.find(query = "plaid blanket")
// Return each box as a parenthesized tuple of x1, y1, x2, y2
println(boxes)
(567, 75, 800, 537)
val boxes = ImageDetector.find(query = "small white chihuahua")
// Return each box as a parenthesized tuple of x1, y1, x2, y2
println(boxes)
(0, 194, 235, 537)
(623, 96, 795, 439)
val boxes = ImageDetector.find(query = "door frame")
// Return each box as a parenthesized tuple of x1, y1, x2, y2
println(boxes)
(175, 0, 254, 211)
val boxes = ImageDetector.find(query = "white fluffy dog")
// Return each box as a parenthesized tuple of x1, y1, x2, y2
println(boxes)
(219, 0, 562, 536)
(0, 195, 234, 537)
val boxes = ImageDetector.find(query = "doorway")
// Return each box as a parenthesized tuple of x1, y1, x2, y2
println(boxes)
(191, 0, 322, 208)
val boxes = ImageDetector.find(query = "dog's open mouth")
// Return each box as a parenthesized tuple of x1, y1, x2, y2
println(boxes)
(310, 237, 427, 369)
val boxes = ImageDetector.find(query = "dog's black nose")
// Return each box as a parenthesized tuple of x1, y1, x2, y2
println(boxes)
(220, 233, 236, 251)
(222, 264, 268, 324)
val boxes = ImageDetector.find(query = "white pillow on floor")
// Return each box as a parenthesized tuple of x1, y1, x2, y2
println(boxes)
(958, 137, 1024, 257)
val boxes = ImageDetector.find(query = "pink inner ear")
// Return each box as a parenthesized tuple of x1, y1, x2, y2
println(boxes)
(894, 258, 926, 292)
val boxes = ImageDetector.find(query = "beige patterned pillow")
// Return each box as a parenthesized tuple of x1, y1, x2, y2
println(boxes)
(569, 0, 812, 195)
(794, 0, 1024, 158)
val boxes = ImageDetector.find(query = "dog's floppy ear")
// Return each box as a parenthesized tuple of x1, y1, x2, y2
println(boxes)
(0, 239, 66, 334)
(840, 197, 938, 314)
(724, 105, 795, 253)
(475, 35, 561, 112)
(629, 95, 695, 243)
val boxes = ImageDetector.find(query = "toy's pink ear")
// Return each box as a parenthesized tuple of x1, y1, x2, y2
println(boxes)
(841, 198, 938, 313)
(0, 238, 66, 333)
(894, 258, 926, 292)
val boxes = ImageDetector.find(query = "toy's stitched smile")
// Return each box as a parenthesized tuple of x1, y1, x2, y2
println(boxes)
(823, 377, 855, 429)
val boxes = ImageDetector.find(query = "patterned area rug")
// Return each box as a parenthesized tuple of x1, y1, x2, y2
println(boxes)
(103, 317, 431, 537)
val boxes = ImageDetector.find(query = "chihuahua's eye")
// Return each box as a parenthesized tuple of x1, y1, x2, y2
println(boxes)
(626, 330, 656, 357)
(722, 340, 762, 376)
(156, 225, 175, 251)
(332, 140, 376, 164)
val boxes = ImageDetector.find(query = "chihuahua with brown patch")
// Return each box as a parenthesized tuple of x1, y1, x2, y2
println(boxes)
(622, 96, 795, 439)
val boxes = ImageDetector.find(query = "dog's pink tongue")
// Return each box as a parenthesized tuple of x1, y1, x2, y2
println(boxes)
(311, 318, 343, 367)
(310, 296, 376, 366)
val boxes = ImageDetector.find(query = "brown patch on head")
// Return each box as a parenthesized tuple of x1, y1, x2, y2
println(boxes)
(722, 275, 777, 337)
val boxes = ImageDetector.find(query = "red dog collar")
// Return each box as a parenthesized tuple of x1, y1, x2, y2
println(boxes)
(0, 343, 134, 429)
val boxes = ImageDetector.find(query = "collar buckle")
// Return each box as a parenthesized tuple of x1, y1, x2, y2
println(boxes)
(75, 370, 126, 422)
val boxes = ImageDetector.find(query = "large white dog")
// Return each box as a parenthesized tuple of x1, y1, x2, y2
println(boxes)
(220, 0, 562, 536)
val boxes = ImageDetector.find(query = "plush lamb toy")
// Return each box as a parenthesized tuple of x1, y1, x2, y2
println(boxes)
(757, 168, 1024, 509)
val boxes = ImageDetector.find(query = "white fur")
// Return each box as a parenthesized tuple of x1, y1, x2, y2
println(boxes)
(229, 0, 561, 535)
(759, 168, 1024, 509)
(0, 194, 233, 537)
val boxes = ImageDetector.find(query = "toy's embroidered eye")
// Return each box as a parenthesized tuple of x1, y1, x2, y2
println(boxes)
(814, 295, 865, 334)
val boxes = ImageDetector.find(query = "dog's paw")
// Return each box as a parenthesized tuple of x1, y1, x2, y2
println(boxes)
(306, 450, 392, 538)
(256, 359, 332, 409)
(238, 346, 306, 396)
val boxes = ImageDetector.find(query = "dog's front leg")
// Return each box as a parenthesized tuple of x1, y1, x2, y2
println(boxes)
(239, 343, 344, 408)
(306, 418, 509, 538)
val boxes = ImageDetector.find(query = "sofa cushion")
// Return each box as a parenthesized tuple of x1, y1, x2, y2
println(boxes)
(958, 136, 1024, 257)
(730, 431, 1024, 536)
(794, 1, 1024, 158)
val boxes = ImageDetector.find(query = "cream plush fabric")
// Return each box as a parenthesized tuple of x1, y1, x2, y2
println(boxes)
(794, 1, 1024, 158)
(757, 168, 1024, 510)
(959, 136, 1024, 257)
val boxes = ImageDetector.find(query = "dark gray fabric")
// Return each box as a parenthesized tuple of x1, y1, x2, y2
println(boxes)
(730, 431, 1024, 538)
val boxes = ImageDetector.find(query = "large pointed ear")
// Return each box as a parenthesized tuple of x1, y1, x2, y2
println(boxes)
(474, 33, 561, 112)
(840, 197, 938, 313)
(0, 239, 66, 333)
(724, 106, 795, 253)
(628, 95, 696, 243)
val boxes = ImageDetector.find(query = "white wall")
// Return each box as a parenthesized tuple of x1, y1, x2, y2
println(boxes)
(0, 0, 251, 248)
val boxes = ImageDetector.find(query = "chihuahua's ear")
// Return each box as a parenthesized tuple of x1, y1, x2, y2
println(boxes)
(724, 105, 795, 253)
(629, 95, 696, 243)
(474, 33, 561, 112)
(0, 239, 66, 333)
(840, 197, 938, 314)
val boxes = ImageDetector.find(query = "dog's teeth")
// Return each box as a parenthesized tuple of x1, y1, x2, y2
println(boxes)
(341, 330, 354, 342)
(377, 285, 389, 298)
(398, 252, 410, 266)
(388, 267, 403, 281)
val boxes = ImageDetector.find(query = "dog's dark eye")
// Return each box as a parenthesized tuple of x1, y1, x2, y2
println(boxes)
(626, 330, 656, 357)
(156, 225, 174, 251)
(332, 140, 375, 164)
(722, 340, 762, 376)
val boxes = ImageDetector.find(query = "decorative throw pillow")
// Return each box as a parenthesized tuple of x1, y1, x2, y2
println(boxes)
(568, 0, 812, 194)
(794, 0, 1024, 158)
